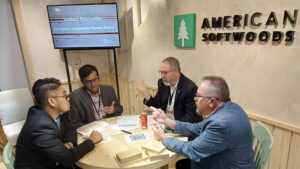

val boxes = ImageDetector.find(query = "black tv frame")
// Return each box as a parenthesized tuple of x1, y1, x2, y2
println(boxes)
(47, 3, 121, 50)
(46, 3, 122, 99)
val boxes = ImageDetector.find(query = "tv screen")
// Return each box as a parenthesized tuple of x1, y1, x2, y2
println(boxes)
(47, 3, 121, 49)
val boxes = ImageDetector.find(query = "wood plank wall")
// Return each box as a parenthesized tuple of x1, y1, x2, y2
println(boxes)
(97, 74, 300, 169)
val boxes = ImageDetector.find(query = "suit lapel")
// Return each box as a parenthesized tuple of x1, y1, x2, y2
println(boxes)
(174, 88, 181, 104)
(162, 87, 169, 110)
(174, 73, 184, 104)
(83, 87, 97, 121)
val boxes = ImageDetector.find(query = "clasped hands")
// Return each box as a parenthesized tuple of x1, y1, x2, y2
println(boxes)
(152, 109, 168, 141)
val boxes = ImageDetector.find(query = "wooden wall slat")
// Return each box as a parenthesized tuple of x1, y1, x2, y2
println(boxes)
(119, 78, 130, 115)
(268, 128, 291, 169)
(287, 133, 300, 169)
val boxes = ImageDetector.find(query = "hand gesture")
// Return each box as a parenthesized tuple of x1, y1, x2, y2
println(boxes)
(152, 109, 168, 125)
(103, 101, 115, 114)
(89, 131, 103, 144)
(152, 123, 165, 141)
(131, 80, 147, 92)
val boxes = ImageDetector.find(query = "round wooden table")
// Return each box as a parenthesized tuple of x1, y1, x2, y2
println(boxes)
(76, 116, 185, 169)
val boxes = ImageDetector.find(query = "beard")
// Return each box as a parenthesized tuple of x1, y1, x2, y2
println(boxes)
(162, 80, 171, 86)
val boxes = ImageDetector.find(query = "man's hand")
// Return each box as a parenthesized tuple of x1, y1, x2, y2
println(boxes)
(64, 142, 73, 149)
(152, 109, 168, 125)
(131, 80, 147, 92)
(152, 123, 165, 141)
(131, 80, 151, 100)
(104, 101, 115, 114)
(152, 109, 176, 129)
(89, 131, 103, 144)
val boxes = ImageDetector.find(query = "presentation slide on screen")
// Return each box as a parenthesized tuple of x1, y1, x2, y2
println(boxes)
(47, 4, 120, 48)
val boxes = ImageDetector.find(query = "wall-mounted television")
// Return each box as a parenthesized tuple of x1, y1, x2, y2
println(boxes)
(47, 3, 121, 49)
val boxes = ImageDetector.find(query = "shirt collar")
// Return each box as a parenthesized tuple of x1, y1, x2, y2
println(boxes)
(203, 102, 224, 119)
(87, 87, 101, 97)
(170, 81, 178, 91)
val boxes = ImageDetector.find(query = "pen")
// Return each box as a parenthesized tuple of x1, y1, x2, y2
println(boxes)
(121, 130, 132, 134)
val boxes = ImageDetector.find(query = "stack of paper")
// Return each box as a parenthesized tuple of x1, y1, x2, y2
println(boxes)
(141, 142, 166, 153)
(117, 116, 139, 127)
(115, 148, 148, 167)
(124, 132, 150, 143)
(77, 121, 109, 136)
(142, 142, 169, 161)
(146, 151, 169, 161)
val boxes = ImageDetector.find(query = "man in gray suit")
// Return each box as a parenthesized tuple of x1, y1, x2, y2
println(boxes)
(69, 64, 123, 128)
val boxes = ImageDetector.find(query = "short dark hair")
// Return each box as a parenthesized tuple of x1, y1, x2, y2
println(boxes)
(32, 78, 62, 106)
(162, 57, 181, 72)
(78, 64, 99, 82)
(202, 76, 231, 102)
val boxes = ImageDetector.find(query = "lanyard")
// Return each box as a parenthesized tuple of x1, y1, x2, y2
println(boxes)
(87, 92, 101, 118)
(168, 90, 176, 105)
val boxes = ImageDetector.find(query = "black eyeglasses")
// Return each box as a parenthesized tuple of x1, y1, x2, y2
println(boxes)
(158, 69, 174, 75)
(84, 77, 99, 85)
(50, 94, 70, 100)
(194, 94, 219, 101)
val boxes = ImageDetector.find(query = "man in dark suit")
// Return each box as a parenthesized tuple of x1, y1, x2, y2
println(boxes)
(14, 78, 103, 169)
(132, 57, 202, 123)
(69, 64, 123, 129)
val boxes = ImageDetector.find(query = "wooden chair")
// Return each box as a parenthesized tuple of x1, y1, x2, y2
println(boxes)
(253, 121, 274, 169)
(3, 142, 14, 169)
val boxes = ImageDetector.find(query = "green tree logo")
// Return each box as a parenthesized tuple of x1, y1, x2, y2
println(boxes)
(178, 19, 189, 47)
(174, 14, 196, 48)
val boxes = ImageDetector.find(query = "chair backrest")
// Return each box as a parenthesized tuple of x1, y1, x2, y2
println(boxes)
(0, 88, 33, 144)
(0, 88, 33, 125)
(253, 121, 274, 169)
(3, 142, 15, 169)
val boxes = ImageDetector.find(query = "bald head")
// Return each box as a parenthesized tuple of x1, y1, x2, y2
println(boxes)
(201, 76, 231, 102)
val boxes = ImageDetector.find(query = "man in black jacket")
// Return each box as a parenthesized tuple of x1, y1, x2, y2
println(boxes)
(14, 78, 103, 169)
(132, 57, 202, 123)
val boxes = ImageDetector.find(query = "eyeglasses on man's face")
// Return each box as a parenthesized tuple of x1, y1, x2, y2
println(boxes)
(84, 77, 99, 85)
(50, 94, 70, 100)
(158, 69, 174, 75)
(194, 94, 219, 102)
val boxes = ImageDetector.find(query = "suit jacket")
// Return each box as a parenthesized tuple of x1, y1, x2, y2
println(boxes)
(69, 85, 123, 128)
(145, 73, 202, 123)
(163, 102, 255, 169)
(14, 106, 95, 169)
(60, 113, 77, 145)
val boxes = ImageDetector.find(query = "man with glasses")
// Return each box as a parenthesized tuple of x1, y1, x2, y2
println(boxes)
(69, 64, 123, 128)
(152, 76, 255, 169)
(15, 78, 103, 169)
(132, 57, 202, 123)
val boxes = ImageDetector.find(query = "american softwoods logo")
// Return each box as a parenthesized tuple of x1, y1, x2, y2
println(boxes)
(174, 13, 196, 48)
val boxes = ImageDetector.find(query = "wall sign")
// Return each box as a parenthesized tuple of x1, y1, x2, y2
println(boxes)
(174, 13, 196, 48)
(201, 9, 298, 44)
(174, 10, 298, 47)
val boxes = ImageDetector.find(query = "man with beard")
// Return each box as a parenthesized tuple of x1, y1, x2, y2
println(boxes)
(151, 76, 255, 169)
(69, 64, 123, 129)
(132, 57, 202, 123)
